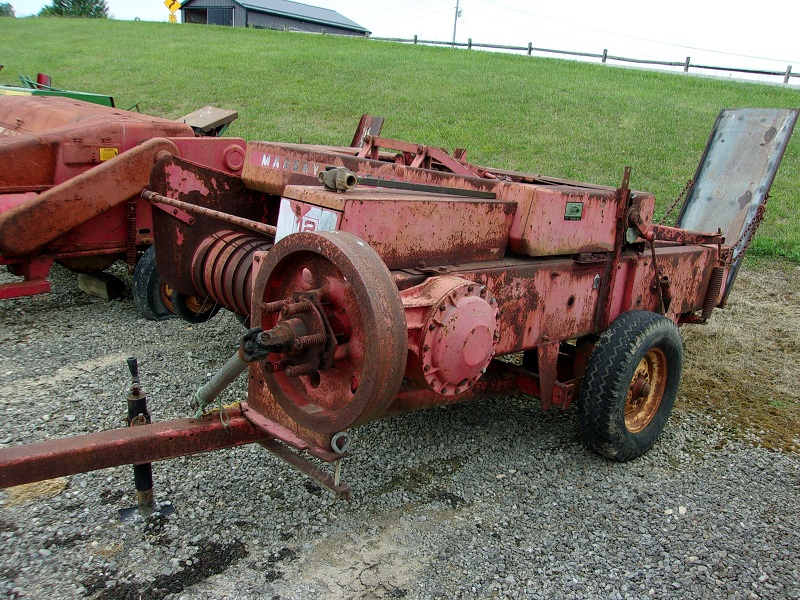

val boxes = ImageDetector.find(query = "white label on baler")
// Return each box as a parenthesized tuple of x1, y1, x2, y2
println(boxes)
(275, 198, 340, 242)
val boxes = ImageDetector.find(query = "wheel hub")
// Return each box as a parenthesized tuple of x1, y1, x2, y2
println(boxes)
(624, 347, 667, 433)
(251, 231, 407, 433)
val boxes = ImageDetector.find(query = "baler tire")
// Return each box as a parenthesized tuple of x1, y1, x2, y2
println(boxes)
(577, 310, 682, 462)
(132, 246, 175, 321)
(170, 290, 220, 324)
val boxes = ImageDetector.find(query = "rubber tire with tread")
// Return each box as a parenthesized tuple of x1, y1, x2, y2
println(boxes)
(132, 246, 174, 321)
(577, 310, 683, 462)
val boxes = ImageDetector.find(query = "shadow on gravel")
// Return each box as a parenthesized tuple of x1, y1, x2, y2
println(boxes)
(374, 456, 466, 496)
(84, 538, 247, 600)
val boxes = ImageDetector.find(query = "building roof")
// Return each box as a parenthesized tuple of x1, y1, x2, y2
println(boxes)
(238, 0, 369, 33)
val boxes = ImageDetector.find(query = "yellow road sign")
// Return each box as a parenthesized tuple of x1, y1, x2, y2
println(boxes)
(168, 13, 177, 23)
(164, 0, 180, 14)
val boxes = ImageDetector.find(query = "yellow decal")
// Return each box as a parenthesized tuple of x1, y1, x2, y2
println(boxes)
(164, 0, 180, 13)
(99, 147, 119, 161)
(0, 89, 32, 96)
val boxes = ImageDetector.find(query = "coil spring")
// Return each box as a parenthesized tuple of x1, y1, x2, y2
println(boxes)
(191, 231, 272, 316)
(701, 266, 725, 321)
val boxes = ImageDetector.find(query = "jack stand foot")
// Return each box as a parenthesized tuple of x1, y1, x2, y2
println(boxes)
(119, 493, 175, 522)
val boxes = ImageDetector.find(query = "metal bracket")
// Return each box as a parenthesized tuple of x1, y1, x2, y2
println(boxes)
(152, 200, 195, 226)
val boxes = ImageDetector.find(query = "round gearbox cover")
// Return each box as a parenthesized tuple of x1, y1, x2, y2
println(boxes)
(419, 280, 499, 395)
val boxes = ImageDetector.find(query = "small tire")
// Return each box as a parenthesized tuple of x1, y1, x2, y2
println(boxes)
(170, 290, 220, 324)
(577, 310, 683, 462)
(132, 246, 175, 321)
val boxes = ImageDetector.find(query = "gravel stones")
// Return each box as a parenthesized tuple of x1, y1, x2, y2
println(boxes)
(0, 264, 798, 599)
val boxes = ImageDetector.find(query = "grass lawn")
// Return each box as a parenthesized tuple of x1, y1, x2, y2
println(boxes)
(2, 17, 799, 259)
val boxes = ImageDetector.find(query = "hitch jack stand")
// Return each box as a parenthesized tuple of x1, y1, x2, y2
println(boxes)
(119, 357, 174, 521)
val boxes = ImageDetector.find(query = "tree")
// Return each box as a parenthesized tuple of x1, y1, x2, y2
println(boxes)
(0, 3, 15, 17)
(39, 0, 109, 18)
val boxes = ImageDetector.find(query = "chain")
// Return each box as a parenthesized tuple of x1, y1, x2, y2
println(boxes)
(724, 197, 769, 261)
(658, 179, 693, 225)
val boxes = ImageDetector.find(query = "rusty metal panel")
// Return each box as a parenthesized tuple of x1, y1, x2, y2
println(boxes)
(0, 95, 194, 137)
(0, 137, 59, 190)
(402, 257, 605, 353)
(480, 260, 603, 352)
(606, 245, 717, 321)
(277, 185, 514, 269)
(149, 156, 278, 296)
(242, 142, 500, 197)
(0, 96, 195, 189)
(0, 138, 180, 256)
(508, 185, 621, 256)
(677, 108, 798, 302)
(340, 192, 514, 269)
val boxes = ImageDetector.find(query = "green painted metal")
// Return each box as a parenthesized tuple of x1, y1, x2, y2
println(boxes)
(0, 74, 115, 107)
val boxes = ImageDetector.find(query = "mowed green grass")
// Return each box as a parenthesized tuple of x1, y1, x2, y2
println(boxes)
(2, 18, 799, 259)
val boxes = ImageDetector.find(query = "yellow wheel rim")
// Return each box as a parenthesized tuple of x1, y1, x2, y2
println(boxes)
(159, 281, 174, 314)
(183, 294, 211, 314)
(624, 347, 667, 433)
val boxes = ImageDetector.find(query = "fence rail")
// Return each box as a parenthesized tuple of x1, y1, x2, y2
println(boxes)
(371, 36, 797, 84)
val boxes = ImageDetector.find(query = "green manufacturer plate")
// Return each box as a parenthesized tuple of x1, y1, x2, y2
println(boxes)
(564, 201, 583, 221)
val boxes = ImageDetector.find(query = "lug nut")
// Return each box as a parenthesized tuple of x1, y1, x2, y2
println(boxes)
(264, 359, 291, 374)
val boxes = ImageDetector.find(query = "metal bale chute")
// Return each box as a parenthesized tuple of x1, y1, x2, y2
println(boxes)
(0, 108, 796, 513)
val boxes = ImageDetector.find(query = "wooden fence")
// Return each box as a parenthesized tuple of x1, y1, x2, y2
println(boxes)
(371, 36, 798, 85)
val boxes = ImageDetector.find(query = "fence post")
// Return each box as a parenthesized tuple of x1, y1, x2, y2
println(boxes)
(784, 65, 792, 84)
(684, 57, 690, 72)
(468, 38, 472, 50)
(602, 49, 607, 63)
(527, 42, 532, 56)
(413, 34, 418, 44)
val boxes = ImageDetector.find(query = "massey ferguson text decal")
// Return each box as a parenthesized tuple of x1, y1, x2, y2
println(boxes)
(250, 151, 330, 177)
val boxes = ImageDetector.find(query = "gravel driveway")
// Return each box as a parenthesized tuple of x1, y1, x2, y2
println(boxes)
(0, 264, 798, 599)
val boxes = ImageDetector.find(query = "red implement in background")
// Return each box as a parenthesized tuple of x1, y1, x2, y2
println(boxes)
(0, 96, 246, 311)
(0, 95, 381, 321)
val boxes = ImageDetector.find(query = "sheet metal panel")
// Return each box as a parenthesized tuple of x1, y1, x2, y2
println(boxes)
(677, 108, 798, 301)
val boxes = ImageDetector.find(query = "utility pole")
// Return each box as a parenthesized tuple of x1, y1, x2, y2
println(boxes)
(452, 0, 461, 48)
